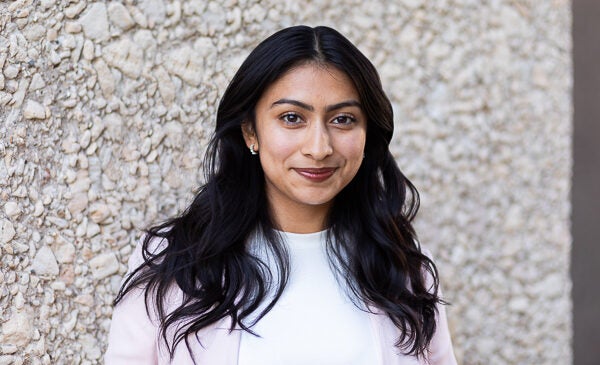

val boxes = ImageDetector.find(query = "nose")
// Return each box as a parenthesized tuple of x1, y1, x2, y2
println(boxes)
(301, 121, 333, 160)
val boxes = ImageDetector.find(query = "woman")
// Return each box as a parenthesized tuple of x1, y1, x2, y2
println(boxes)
(105, 25, 457, 364)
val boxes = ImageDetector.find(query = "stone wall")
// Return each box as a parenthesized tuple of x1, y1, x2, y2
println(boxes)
(0, 1, 571, 364)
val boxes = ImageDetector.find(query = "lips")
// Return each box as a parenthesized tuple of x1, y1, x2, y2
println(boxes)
(294, 167, 337, 182)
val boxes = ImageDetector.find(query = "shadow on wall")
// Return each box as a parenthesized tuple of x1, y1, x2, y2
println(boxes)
(572, 1, 600, 365)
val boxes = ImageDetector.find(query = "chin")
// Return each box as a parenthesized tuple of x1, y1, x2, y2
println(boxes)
(296, 196, 335, 207)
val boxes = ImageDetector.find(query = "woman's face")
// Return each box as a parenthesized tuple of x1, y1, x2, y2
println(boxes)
(242, 63, 367, 228)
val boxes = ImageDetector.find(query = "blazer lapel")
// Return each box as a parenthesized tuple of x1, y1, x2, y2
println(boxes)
(192, 317, 241, 365)
(368, 309, 421, 365)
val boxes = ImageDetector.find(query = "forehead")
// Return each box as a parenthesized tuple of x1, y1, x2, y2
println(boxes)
(258, 63, 359, 105)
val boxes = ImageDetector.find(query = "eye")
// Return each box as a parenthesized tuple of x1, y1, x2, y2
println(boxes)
(281, 113, 302, 125)
(331, 115, 356, 125)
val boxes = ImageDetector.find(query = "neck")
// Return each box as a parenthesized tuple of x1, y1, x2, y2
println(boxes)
(269, 201, 331, 234)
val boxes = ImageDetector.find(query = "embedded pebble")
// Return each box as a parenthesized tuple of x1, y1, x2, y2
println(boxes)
(108, 2, 135, 30)
(23, 24, 46, 42)
(103, 39, 144, 78)
(80, 333, 101, 360)
(64, 21, 82, 34)
(86, 221, 101, 238)
(0, 344, 18, 354)
(4, 65, 20, 79)
(138, 0, 166, 26)
(53, 240, 76, 264)
(22, 100, 46, 120)
(155, 66, 176, 105)
(164, 46, 204, 86)
(89, 252, 119, 279)
(33, 201, 44, 216)
(65, 1, 87, 18)
(67, 193, 88, 216)
(46, 28, 58, 42)
(92, 59, 115, 97)
(32, 246, 60, 276)
(0, 220, 16, 244)
(0, 310, 33, 347)
(29, 74, 46, 91)
(89, 203, 111, 223)
(78, 2, 110, 41)
(3, 202, 20, 218)
(82, 39, 95, 60)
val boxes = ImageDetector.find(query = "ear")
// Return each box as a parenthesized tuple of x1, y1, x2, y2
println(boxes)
(241, 122, 257, 149)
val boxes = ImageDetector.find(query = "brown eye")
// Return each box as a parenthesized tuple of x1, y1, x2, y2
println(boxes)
(282, 113, 301, 124)
(332, 115, 356, 125)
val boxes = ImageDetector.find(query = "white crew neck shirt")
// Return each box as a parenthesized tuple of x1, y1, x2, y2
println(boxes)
(238, 230, 380, 365)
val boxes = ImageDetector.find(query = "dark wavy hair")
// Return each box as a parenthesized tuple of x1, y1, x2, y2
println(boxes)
(114, 25, 443, 361)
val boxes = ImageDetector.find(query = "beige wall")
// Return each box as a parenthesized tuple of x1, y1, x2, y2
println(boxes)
(0, 1, 571, 364)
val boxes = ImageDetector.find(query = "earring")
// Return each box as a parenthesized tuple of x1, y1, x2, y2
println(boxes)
(249, 144, 258, 155)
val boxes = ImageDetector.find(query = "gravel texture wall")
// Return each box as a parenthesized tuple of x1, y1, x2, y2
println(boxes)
(0, 0, 571, 364)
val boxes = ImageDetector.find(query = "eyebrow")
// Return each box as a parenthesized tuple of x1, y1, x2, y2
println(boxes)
(325, 100, 362, 112)
(270, 98, 362, 112)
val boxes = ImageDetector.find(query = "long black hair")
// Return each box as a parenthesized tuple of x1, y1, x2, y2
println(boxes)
(114, 25, 443, 360)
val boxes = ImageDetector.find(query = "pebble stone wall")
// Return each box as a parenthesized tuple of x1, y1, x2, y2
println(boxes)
(0, 0, 571, 364)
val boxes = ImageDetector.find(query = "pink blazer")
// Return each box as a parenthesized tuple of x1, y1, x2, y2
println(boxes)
(105, 240, 457, 365)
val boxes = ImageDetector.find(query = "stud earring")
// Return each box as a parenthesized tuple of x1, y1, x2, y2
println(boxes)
(249, 144, 258, 155)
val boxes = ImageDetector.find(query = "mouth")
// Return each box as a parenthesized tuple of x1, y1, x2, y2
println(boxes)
(293, 167, 337, 182)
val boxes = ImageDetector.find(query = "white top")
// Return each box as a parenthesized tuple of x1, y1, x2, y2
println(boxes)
(238, 230, 380, 365)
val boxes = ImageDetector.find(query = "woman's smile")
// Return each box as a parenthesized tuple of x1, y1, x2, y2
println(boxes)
(293, 167, 337, 182)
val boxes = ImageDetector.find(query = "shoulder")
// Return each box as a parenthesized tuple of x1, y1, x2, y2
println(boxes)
(126, 233, 169, 273)
(106, 234, 167, 363)
(416, 243, 458, 365)
(414, 240, 439, 287)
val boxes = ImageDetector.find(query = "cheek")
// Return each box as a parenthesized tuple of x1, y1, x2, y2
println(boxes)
(339, 134, 366, 165)
(258, 133, 298, 165)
